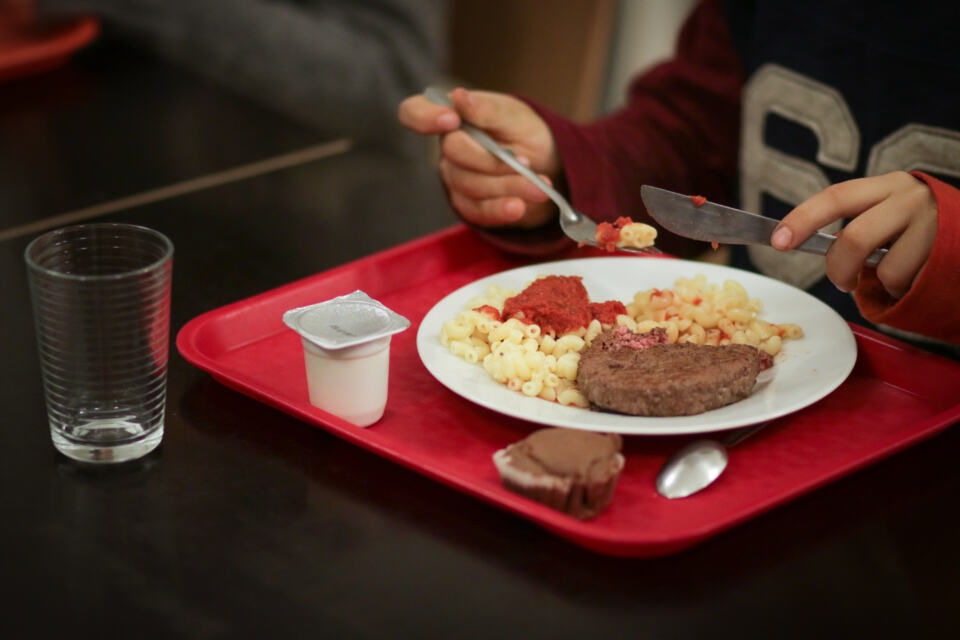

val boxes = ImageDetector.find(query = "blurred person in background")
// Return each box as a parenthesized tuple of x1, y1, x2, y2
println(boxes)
(3, 0, 447, 153)
(398, 0, 960, 348)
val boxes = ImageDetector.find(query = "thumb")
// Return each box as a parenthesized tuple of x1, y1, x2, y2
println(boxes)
(450, 87, 527, 142)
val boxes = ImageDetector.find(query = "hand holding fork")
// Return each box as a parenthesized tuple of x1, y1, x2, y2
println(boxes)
(400, 86, 660, 256)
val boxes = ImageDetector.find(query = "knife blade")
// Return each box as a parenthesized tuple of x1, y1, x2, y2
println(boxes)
(639, 185, 886, 267)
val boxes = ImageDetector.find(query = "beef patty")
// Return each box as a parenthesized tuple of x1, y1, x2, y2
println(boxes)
(576, 329, 763, 416)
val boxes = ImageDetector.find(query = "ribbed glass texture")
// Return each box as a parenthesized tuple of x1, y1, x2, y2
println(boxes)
(25, 223, 173, 463)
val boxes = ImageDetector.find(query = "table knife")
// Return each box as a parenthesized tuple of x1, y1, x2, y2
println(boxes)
(639, 185, 887, 267)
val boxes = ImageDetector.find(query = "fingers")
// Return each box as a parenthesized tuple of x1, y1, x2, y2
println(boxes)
(398, 86, 561, 230)
(441, 130, 528, 176)
(771, 172, 937, 298)
(450, 191, 558, 229)
(397, 94, 461, 135)
(823, 197, 910, 291)
(449, 191, 527, 226)
(873, 211, 937, 298)
(771, 173, 914, 250)
(450, 87, 523, 139)
(399, 87, 529, 141)
(872, 181, 938, 298)
(441, 159, 554, 228)
(441, 159, 551, 203)
(399, 91, 530, 176)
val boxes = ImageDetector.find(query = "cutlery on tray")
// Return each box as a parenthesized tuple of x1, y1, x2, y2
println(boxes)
(639, 185, 887, 267)
(655, 422, 770, 499)
(423, 86, 660, 256)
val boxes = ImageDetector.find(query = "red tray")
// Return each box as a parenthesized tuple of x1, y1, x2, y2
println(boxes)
(176, 225, 960, 557)
(0, 16, 99, 84)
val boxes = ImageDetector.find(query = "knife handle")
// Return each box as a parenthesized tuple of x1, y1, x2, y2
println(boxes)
(796, 232, 887, 268)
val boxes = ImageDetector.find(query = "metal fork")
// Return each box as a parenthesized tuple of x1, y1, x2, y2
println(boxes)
(423, 87, 661, 256)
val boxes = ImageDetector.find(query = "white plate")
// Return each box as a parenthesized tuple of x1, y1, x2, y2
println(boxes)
(416, 257, 856, 435)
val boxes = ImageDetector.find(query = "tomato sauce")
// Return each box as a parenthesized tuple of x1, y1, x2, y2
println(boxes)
(594, 216, 637, 253)
(501, 275, 624, 335)
(595, 222, 620, 252)
(588, 300, 627, 325)
(474, 305, 500, 319)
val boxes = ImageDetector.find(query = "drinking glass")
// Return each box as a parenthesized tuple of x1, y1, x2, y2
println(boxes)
(25, 223, 174, 463)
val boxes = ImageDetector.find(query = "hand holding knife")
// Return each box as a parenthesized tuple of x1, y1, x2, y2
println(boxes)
(639, 185, 888, 267)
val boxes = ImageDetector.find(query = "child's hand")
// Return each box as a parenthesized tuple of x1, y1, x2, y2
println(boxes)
(398, 87, 561, 228)
(771, 172, 937, 299)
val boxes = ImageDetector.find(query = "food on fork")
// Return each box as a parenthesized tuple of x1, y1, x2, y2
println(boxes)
(576, 327, 767, 416)
(593, 217, 657, 253)
(492, 428, 624, 519)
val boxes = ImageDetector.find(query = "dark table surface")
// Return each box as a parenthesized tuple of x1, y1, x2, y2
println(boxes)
(3, 41, 959, 640)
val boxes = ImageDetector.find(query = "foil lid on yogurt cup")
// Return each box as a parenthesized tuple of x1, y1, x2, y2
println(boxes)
(282, 290, 410, 351)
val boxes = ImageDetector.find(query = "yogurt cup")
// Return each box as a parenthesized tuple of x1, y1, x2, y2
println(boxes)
(283, 291, 410, 427)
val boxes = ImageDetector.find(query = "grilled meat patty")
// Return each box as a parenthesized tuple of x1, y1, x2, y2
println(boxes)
(576, 330, 763, 416)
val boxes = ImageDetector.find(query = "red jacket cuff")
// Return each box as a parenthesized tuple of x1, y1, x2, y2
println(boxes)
(854, 171, 960, 343)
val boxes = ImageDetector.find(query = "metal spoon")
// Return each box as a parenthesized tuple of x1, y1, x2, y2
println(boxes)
(655, 422, 769, 499)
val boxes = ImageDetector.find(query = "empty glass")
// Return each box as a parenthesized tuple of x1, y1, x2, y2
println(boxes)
(25, 223, 174, 463)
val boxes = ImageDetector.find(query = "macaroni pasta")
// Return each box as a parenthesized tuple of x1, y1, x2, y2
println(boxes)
(440, 275, 803, 408)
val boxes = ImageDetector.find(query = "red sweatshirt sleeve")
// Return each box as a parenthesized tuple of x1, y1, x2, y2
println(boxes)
(528, 0, 744, 256)
(468, 0, 744, 257)
(854, 172, 960, 343)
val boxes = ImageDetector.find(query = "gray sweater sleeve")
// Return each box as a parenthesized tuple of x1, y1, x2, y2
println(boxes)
(39, 0, 447, 147)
